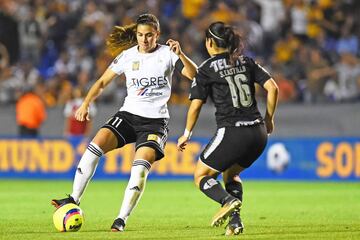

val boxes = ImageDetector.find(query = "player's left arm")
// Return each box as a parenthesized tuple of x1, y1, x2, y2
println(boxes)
(178, 53, 197, 80)
(166, 39, 197, 80)
(177, 99, 204, 151)
(263, 78, 279, 135)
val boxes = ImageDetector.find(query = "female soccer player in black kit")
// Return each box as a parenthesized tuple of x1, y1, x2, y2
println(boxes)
(177, 22, 279, 235)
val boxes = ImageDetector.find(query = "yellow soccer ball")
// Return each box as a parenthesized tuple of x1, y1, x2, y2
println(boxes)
(53, 203, 84, 232)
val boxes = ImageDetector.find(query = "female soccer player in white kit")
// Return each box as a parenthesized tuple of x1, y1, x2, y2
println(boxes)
(51, 14, 197, 232)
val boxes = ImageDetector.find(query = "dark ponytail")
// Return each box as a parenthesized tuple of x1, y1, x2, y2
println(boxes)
(106, 13, 160, 56)
(205, 22, 244, 65)
(106, 24, 137, 56)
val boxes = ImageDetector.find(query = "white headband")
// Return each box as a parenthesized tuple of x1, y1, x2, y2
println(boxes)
(208, 29, 225, 41)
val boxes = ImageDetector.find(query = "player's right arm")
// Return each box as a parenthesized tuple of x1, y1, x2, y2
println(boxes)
(177, 67, 209, 151)
(177, 99, 204, 151)
(75, 68, 117, 122)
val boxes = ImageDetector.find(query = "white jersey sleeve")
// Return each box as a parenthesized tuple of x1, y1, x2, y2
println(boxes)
(109, 52, 126, 75)
(169, 50, 180, 68)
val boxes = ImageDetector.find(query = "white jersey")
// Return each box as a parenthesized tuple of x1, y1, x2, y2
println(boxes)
(109, 44, 180, 118)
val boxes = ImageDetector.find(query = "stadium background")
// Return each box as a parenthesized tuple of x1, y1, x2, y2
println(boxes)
(0, 1, 359, 239)
(0, 0, 359, 181)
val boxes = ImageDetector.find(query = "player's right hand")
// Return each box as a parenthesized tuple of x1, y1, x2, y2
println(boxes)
(177, 135, 189, 152)
(75, 104, 90, 122)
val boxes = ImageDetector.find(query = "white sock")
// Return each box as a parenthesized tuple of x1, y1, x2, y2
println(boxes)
(117, 159, 151, 222)
(71, 142, 103, 204)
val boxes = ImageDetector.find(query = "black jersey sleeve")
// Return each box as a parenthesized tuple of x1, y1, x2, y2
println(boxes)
(249, 58, 271, 86)
(174, 59, 184, 73)
(189, 68, 209, 102)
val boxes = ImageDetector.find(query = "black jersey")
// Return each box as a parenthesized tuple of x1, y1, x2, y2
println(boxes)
(190, 53, 271, 128)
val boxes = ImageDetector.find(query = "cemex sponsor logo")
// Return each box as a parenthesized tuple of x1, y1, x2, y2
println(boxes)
(137, 88, 148, 96)
(137, 88, 163, 96)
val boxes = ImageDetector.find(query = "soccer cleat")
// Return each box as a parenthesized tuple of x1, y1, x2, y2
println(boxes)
(225, 211, 244, 236)
(211, 198, 242, 227)
(51, 195, 77, 209)
(111, 218, 126, 232)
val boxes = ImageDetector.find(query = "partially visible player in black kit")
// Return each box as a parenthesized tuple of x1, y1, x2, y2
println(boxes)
(178, 22, 279, 236)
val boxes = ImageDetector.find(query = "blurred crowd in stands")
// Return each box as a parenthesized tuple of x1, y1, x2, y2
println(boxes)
(0, 0, 359, 108)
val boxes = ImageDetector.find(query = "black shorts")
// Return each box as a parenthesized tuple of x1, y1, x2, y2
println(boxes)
(200, 124, 267, 171)
(102, 111, 169, 161)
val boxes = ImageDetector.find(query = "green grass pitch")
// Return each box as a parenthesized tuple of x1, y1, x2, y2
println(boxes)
(0, 180, 359, 240)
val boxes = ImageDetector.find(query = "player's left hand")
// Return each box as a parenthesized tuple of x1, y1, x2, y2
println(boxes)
(264, 116, 274, 135)
(177, 135, 189, 151)
(166, 39, 182, 56)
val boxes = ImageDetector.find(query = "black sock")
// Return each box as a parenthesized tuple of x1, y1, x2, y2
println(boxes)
(230, 210, 240, 219)
(225, 181, 243, 202)
(199, 176, 234, 205)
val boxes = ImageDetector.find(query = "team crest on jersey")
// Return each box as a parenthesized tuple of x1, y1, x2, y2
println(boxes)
(147, 134, 161, 143)
(132, 61, 140, 71)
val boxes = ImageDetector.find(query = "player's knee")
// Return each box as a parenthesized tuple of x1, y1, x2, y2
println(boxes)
(134, 147, 156, 164)
(93, 129, 118, 153)
(193, 174, 202, 188)
(194, 173, 209, 188)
